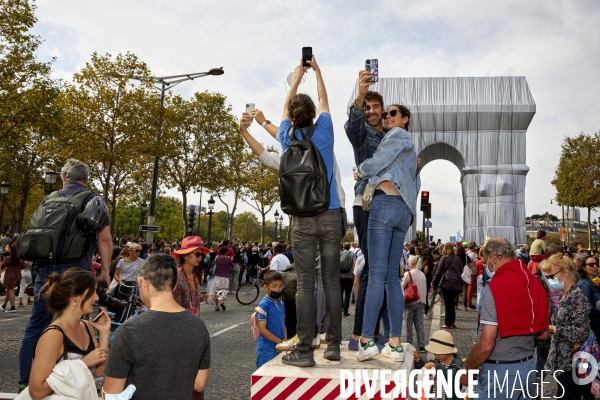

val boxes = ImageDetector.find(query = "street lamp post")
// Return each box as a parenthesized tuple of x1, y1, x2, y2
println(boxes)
(119, 67, 224, 246)
(279, 215, 283, 239)
(140, 201, 148, 240)
(274, 210, 279, 240)
(45, 171, 58, 195)
(207, 195, 215, 244)
(0, 181, 9, 231)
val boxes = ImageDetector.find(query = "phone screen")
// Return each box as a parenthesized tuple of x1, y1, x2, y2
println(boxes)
(365, 59, 379, 82)
(302, 47, 312, 67)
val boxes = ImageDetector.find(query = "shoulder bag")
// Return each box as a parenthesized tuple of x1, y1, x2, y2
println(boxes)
(404, 271, 420, 303)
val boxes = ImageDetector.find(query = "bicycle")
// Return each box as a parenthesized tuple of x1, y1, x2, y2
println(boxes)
(236, 276, 264, 305)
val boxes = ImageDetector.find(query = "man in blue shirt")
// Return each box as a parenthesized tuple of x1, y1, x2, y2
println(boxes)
(18, 159, 113, 390)
(277, 57, 344, 367)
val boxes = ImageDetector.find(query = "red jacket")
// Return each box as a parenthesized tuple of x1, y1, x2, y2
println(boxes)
(488, 259, 549, 338)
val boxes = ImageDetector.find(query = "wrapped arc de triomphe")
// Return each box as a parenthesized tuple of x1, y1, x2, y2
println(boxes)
(348, 77, 536, 245)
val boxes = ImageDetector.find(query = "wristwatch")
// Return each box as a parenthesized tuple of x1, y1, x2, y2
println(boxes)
(262, 120, 271, 128)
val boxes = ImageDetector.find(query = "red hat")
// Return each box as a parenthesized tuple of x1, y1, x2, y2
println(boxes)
(173, 236, 210, 255)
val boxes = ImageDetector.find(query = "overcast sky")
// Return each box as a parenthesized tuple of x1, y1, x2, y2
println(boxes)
(32, 0, 600, 242)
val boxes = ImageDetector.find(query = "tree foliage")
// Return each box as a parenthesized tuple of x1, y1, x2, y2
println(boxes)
(57, 52, 159, 234)
(160, 91, 234, 237)
(554, 132, 600, 247)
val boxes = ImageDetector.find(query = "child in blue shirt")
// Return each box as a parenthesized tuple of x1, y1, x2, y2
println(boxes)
(256, 270, 286, 368)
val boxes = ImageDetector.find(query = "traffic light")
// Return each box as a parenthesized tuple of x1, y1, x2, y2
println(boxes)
(187, 205, 196, 236)
(420, 191, 429, 211)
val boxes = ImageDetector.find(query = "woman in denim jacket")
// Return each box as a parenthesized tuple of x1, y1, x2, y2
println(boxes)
(354, 104, 420, 362)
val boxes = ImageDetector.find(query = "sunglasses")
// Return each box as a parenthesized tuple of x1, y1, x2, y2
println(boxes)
(268, 285, 284, 291)
(131, 249, 140, 252)
(586, 262, 598, 267)
(382, 109, 400, 119)
(190, 252, 204, 257)
(545, 270, 563, 280)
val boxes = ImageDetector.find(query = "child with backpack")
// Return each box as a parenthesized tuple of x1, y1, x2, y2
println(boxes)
(254, 270, 286, 368)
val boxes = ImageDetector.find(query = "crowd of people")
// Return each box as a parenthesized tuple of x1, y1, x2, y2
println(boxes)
(3, 54, 600, 400)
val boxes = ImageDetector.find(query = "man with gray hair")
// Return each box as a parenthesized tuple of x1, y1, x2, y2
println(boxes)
(461, 238, 549, 398)
(103, 254, 210, 399)
(18, 158, 113, 390)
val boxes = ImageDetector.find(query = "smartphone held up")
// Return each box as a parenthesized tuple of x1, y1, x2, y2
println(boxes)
(365, 59, 378, 82)
(302, 47, 312, 68)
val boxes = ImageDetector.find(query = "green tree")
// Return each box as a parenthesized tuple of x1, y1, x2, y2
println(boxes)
(243, 152, 280, 244)
(0, 0, 58, 142)
(161, 91, 233, 237)
(58, 52, 158, 234)
(555, 132, 600, 249)
(232, 211, 260, 242)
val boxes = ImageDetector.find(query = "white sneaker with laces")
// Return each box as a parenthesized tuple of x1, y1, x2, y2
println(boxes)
(381, 343, 405, 362)
(356, 338, 379, 361)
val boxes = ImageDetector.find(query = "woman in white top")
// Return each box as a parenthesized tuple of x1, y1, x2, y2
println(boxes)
(114, 243, 143, 300)
(402, 255, 428, 352)
(269, 243, 291, 272)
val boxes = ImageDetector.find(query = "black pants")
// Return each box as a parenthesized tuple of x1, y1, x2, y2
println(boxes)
(352, 206, 386, 337)
(284, 301, 297, 338)
(441, 288, 461, 326)
(555, 369, 593, 400)
(340, 278, 353, 314)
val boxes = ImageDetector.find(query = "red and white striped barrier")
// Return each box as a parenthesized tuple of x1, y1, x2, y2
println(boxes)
(251, 342, 414, 400)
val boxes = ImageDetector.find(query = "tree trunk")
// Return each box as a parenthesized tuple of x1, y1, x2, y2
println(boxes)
(260, 213, 266, 245)
(181, 190, 188, 238)
(16, 183, 31, 233)
(588, 207, 592, 249)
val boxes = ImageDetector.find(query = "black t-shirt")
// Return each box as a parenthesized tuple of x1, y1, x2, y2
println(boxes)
(105, 310, 210, 400)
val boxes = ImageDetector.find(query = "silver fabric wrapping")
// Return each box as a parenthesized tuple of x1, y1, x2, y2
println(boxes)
(347, 77, 535, 244)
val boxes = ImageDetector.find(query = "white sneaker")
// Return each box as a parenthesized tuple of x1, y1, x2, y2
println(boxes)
(440, 313, 446, 317)
(312, 335, 321, 349)
(356, 338, 379, 361)
(319, 333, 326, 344)
(381, 343, 405, 362)
(276, 335, 299, 351)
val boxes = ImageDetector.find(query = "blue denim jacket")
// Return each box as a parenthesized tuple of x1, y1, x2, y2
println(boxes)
(577, 277, 600, 310)
(357, 127, 421, 217)
(344, 103, 385, 196)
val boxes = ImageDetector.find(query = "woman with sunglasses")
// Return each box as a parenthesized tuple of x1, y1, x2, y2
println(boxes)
(576, 256, 600, 311)
(353, 103, 420, 362)
(541, 254, 593, 399)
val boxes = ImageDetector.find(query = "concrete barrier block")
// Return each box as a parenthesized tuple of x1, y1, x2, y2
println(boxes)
(252, 342, 415, 399)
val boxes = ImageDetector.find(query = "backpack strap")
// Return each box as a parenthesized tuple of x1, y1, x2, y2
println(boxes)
(46, 189, 93, 209)
(288, 125, 317, 142)
(254, 306, 267, 317)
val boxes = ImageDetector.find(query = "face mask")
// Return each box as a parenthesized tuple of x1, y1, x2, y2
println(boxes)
(548, 278, 564, 291)
(578, 253, 589, 260)
(485, 266, 495, 278)
(269, 290, 282, 299)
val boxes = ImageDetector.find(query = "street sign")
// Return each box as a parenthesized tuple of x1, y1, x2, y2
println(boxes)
(425, 220, 432, 229)
(139, 225, 161, 232)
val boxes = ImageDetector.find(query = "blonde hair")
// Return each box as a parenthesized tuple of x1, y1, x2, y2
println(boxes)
(541, 253, 576, 280)
(441, 242, 454, 256)
(129, 243, 142, 251)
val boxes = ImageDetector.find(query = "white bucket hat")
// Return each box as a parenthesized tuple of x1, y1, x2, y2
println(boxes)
(424, 330, 458, 354)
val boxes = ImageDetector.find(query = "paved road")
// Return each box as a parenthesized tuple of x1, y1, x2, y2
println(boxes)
(0, 289, 481, 399)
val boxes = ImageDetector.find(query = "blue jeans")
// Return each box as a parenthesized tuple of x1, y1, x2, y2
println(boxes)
(476, 358, 536, 399)
(361, 193, 412, 339)
(256, 344, 278, 369)
(19, 264, 74, 384)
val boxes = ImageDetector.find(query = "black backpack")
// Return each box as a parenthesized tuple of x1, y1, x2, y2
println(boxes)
(279, 125, 331, 217)
(17, 190, 92, 264)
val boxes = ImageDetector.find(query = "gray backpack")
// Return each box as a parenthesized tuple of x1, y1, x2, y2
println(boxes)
(17, 190, 92, 263)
